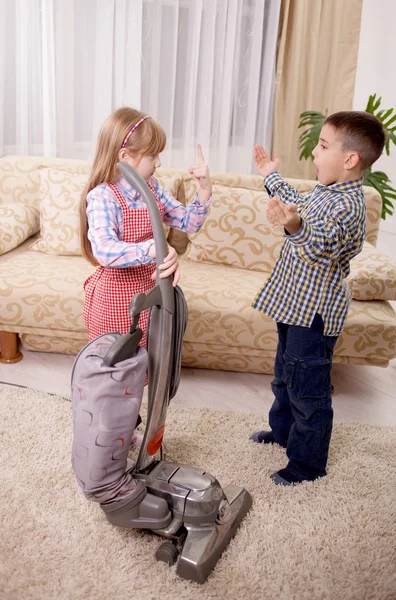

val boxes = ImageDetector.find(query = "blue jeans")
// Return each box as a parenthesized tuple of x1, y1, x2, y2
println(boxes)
(269, 314, 338, 480)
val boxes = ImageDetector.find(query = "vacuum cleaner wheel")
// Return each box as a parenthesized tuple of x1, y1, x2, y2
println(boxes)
(155, 541, 179, 566)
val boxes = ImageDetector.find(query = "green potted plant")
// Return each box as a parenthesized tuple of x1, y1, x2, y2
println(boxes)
(297, 94, 396, 219)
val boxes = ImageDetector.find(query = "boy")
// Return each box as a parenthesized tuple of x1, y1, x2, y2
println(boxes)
(251, 111, 386, 486)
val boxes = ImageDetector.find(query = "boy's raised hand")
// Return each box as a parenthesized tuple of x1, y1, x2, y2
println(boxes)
(189, 144, 212, 194)
(254, 145, 280, 178)
(266, 198, 302, 235)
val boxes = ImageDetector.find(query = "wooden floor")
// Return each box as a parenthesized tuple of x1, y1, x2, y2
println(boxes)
(1, 347, 395, 427)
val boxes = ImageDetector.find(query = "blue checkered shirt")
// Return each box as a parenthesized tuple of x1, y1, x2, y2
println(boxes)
(252, 173, 366, 336)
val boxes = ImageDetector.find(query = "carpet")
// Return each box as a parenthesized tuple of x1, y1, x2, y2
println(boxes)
(1, 384, 395, 600)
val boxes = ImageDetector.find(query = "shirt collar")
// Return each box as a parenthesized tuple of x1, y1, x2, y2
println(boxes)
(316, 177, 364, 193)
(116, 175, 139, 199)
(115, 175, 157, 200)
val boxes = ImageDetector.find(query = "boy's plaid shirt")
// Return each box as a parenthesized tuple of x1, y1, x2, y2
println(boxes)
(252, 173, 366, 336)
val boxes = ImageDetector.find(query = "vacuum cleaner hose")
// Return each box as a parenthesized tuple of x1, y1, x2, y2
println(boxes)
(116, 162, 188, 401)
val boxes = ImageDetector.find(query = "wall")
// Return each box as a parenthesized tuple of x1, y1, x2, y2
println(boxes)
(353, 0, 396, 259)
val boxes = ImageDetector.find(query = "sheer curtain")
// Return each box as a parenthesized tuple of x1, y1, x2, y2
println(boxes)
(1, 0, 143, 159)
(141, 0, 280, 173)
(0, 0, 280, 173)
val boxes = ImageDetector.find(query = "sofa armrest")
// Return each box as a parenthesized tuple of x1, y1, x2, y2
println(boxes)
(0, 204, 40, 255)
(347, 242, 396, 301)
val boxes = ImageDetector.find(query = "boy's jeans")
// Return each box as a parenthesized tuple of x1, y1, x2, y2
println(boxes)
(269, 314, 338, 481)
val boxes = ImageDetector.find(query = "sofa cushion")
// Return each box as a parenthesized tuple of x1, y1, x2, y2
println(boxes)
(0, 237, 95, 332)
(0, 156, 90, 211)
(0, 204, 40, 255)
(179, 257, 279, 354)
(183, 183, 284, 272)
(178, 257, 396, 367)
(30, 168, 88, 255)
(347, 242, 396, 301)
(336, 298, 396, 364)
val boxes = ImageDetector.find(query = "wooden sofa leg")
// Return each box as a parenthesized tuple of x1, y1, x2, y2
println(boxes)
(0, 332, 23, 364)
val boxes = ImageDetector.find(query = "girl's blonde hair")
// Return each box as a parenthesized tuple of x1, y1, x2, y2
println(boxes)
(80, 107, 166, 265)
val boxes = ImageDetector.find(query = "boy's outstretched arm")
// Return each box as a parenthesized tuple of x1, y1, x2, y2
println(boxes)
(254, 145, 280, 178)
(254, 145, 310, 205)
(266, 195, 363, 267)
(286, 196, 364, 267)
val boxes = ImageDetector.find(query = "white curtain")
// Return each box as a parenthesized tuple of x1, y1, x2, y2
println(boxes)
(0, 0, 280, 174)
(1, 0, 143, 159)
(142, 0, 280, 173)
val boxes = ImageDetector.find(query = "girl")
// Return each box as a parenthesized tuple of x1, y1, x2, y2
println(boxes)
(80, 107, 212, 347)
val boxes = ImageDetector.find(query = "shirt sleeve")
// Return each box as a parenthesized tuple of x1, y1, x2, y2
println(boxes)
(151, 177, 212, 232)
(288, 194, 365, 265)
(86, 186, 155, 268)
(264, 172, 311, 205)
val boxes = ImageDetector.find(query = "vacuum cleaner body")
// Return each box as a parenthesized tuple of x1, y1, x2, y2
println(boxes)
(72, 163, 252, 583)
(135, 462, 252, 583)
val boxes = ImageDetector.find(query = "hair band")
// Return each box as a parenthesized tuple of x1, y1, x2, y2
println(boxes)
(121, 115, 150, 149)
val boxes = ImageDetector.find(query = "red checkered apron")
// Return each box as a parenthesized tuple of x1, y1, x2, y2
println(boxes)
(83, 182, 165, 347)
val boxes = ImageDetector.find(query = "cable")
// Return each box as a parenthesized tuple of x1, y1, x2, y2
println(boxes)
(168, 285, 188, 401)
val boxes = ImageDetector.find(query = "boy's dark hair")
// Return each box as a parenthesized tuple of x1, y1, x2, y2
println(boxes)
(324, 111, 386, 171)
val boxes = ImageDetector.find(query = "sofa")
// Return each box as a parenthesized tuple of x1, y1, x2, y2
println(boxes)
(1, 155, 396, 373)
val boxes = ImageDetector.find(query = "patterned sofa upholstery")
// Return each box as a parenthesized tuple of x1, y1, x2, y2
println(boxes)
(1, 155, 396, 373)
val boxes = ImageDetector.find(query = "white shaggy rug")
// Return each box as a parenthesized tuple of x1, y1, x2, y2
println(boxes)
(1, 383, 395, 600)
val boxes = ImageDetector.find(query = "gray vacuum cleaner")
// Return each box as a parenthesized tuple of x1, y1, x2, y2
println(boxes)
(79, 163, 252, 583)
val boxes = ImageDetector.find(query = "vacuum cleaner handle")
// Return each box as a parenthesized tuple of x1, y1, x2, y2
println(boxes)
(116, 162, 174, 314)
(116, 162, 175, 471)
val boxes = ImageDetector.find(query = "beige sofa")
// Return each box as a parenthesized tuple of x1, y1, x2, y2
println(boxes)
(1, 155, 396, 373)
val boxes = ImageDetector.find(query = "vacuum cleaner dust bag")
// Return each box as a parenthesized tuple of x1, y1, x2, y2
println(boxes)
(71, 333, 147, 503)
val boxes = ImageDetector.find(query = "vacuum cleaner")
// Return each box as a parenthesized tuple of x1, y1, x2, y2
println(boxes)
(71, 162, 252, 583)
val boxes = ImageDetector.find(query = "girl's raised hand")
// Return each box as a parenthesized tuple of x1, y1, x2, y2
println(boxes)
(189, 144, 212, 194)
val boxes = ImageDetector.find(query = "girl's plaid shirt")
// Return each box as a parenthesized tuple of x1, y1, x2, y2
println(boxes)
(252, 173, 366, 336)
(86, 175, 211, 268)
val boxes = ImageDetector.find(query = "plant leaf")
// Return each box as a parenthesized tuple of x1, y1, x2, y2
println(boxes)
(365, 94, 396, 157)
(383, 113, 396, 128)
(381, 108, 394, 122)
(364, 169, 396, 219)
(297, 111, 326, 161)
